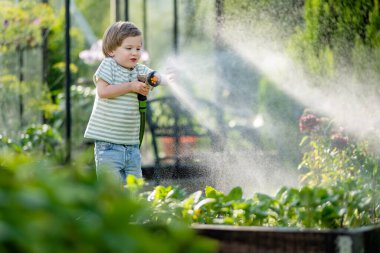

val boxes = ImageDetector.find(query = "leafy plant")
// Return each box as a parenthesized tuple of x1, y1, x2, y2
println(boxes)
(0, 124, 63, 160)
(52, 85, 95, 148)
(0, 153, 217, 253)
(297, 110, 380, 226)
(139, 182, 377, 229)
(288, 0, 380, 80)
(0, 0, 54, 51)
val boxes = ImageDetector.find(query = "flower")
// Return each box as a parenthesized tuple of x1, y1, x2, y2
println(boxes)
(330, 133, 349, 150)
(299, 113, 320, 133)
(32, 18, 41, 26)
(3, 19, 9, 29)
(79, 40, 104, 64)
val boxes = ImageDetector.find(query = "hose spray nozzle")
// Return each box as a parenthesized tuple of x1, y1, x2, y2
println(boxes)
(137, 71, 161, 88)
(137, 71, 161, 101)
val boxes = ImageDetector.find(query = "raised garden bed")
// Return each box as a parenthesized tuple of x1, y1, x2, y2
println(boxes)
(193, 224, 380, 253)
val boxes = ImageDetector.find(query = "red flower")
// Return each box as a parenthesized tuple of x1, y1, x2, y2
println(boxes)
(330, 133, 348, 150)
(299, 114, 320, 133)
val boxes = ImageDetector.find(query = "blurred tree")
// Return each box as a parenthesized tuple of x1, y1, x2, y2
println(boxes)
(289, 0, 380, 81)
(75, 0, 110, 39)
(0, 1, 54, 51)
(45, 8, 84, 103)
(224, 0, 304, 37)
(213, 0, 305, 165)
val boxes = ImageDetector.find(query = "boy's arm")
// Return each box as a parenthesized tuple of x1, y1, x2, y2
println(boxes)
(96, 77, 150, 99)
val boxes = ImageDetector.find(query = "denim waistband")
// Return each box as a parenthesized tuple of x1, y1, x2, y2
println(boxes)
(95, 140, 139, 148)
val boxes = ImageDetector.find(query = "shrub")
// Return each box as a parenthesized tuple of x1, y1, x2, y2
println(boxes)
(0, 153, 217, 253)
(0, 124, 63, 159)
(298, 110, 380, 225)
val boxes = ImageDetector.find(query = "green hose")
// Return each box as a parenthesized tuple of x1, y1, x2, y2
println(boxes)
(138, 100, 147, 148)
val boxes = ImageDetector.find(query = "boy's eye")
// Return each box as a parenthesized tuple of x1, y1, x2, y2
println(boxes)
(125, 47, 141, 51)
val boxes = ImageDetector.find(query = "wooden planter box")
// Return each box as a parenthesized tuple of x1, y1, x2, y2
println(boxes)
(193, 224, 380, 253)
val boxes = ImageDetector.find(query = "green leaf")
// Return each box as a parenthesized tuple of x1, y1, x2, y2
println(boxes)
(127, 174, 138, 186)
(223, 217, 234, 225)
(299, 135, 310, 146)
(182, 191, 202, 209)
(225, 187, 243, 202)
(205, 186, 224, 198)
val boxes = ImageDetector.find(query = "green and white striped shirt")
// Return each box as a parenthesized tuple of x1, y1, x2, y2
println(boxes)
(84, 57, 152, 145)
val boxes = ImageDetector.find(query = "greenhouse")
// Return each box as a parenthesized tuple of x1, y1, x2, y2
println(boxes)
(1, 0, 380, 252)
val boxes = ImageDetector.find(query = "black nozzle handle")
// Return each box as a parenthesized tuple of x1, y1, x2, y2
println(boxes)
(138, 94, 147, 101)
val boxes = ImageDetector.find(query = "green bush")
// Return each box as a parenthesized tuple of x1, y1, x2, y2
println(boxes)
(298, 110, 380, 226)
(142, 182, 376, 229)
(0, 153, 217, 253)
(0, 124, 63, 159)
(0, 1, 54, 51)
(53, 85, 95, 148)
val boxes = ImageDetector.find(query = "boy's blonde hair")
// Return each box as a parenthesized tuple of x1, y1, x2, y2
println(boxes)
(102, 21, 142, 57)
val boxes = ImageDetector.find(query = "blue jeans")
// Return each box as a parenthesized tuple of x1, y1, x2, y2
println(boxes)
(94, 141, 142, 184)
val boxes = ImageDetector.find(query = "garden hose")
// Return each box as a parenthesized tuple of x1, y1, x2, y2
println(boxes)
(137, 71, 161, 148)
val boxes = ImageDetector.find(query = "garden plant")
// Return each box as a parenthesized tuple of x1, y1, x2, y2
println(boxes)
(0, 152, 217, 253)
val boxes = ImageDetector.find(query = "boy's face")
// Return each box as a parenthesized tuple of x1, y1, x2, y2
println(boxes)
(110, 35, 142, 69)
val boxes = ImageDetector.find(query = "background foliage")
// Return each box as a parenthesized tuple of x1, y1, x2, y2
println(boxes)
(0, 153, 217, 253)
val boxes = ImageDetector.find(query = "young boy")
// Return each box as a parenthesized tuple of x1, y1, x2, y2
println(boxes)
(84, 21, 154, 184)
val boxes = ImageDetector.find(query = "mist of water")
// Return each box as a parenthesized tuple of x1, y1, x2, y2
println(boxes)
(155, 53, 299, 196)
(152, 14, 380, 196)
(220, 24, 380, 143)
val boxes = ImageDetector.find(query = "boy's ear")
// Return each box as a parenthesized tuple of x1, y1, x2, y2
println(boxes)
(106, 50, 114, 57)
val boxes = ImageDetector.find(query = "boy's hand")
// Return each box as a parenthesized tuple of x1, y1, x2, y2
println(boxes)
(132, 81, 150, 96)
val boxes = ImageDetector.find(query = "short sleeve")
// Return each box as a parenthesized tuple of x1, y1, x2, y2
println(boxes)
(93, 58, 114, 85)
